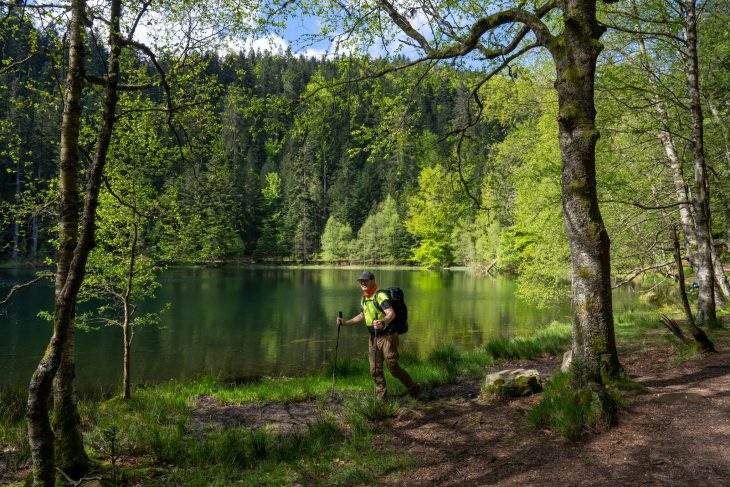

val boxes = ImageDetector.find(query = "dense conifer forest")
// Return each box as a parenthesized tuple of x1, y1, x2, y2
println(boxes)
(3, 4, 729, 308)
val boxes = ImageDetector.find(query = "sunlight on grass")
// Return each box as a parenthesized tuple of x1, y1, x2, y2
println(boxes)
(483, 321, 571, 360)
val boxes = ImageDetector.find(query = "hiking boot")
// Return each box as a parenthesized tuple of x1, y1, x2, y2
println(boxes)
(409, 384, 422, 398)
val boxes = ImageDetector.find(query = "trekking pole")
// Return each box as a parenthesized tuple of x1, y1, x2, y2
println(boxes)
(331, 312, 342, 396)
(373, 319, 378, 398)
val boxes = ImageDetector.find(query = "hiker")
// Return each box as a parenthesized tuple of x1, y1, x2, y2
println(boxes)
(337, 270, 421, 399)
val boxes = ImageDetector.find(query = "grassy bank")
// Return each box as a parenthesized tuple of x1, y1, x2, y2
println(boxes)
(2, 311, 725, 485)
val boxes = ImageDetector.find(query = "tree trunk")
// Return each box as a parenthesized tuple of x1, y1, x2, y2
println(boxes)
(122, 223, 139, 400)
(550, 0, 621, 388)
(671, 225, 716, 352)
(123, 301, 131, 399)
(712, 251, 730, 307)
(13, 154, 20, 259)
(27, 0, 123, 482)
(707, 100, 730, 254)
(52, 326, 87, 479)
(32, 164, 41, 257)
(707, 99, 730, 173)
(11, 78, 21, 260)
(683, 0, 717, 324)
(32, 215, 39, 258)
(26, 0, 86, 484)
(632, 2, 698, 267)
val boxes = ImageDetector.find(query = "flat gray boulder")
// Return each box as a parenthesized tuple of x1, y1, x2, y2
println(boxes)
(484, 368, 542, 397)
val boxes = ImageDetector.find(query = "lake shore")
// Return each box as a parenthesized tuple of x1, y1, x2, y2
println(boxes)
(2, 313, 729, 485)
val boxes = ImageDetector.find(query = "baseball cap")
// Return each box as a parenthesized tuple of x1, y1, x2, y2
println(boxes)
(357, 270, 375, 281)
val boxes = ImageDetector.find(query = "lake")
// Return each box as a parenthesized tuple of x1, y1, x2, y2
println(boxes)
(0, 267, 639, 391)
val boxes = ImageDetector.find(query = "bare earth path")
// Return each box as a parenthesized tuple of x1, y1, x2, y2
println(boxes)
(377, 348, 730, 486)
(190, 338, 730, 486)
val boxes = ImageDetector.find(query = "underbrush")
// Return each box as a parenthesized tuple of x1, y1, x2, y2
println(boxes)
(0, 387, 30, 472)
(527, 372, 624, 440)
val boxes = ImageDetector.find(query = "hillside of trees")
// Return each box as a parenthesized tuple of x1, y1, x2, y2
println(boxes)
(3, 8, 729, 307)
(1, 4, 729, 308)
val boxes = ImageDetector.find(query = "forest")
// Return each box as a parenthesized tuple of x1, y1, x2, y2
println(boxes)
(2, 2, 730, 306)
(1, 0, 730, 485)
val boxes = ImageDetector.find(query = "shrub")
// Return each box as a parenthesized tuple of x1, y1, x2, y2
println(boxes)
(528, 372, 619, 440)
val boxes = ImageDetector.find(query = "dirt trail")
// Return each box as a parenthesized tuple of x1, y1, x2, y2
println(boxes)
(380, 349, 730, 486)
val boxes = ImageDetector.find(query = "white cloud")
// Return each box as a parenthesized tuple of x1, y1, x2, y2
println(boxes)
(240, 35, 290, 54)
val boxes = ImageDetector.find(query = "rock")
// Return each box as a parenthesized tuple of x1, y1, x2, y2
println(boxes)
(560, 349, 572, 373)
(484, 369, 542, 397)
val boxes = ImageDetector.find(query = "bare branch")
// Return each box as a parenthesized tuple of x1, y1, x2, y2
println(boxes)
(128, 0, 153, 39)
(0, 1, 69, 8)
(101, 176, 148, 219)
(0, 53, 36, 75)
(377, 0, 554, 60)
(599, 199, 689, 210)
(454, 131, 481, 208)
(601, 22, 684, 44)
(1, 272, 53, 306)
(55, 468, 102, 487)
(612, 261, 674, 288)
(85, 74, 159, 91)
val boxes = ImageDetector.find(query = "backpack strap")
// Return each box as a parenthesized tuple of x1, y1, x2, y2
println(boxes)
(371, 290, 384, 313)
(362, 290, 385, 314)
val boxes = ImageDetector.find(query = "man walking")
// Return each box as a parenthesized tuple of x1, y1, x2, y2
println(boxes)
(337, 271, 421, 399)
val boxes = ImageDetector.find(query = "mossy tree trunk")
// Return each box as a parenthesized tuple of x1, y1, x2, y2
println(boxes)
(26, 0, 86, 484)
(27, 0, 123, 482)
(550, 0, 621, 387)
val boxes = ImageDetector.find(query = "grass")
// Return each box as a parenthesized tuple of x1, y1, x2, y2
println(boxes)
(527, 372, 623, 440)
(483, 321, 571, 360)
(0, 387, 30, 473)
(76, 386, 411, 486)
(4, 312, 722, 484)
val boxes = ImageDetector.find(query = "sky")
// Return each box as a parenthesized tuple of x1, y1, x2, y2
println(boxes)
(223, 5, 426, 60)
(20, 0, 507, 62)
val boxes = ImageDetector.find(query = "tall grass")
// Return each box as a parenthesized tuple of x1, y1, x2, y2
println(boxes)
(483, 321, 571, 360)
(84, 391, 409, 486)
(427, 344, 463, 383)
(528, 372, 623, 440)
(0, 387, 31, 471)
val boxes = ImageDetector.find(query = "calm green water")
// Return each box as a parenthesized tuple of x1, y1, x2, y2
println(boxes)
(1, 267, 638, 391)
